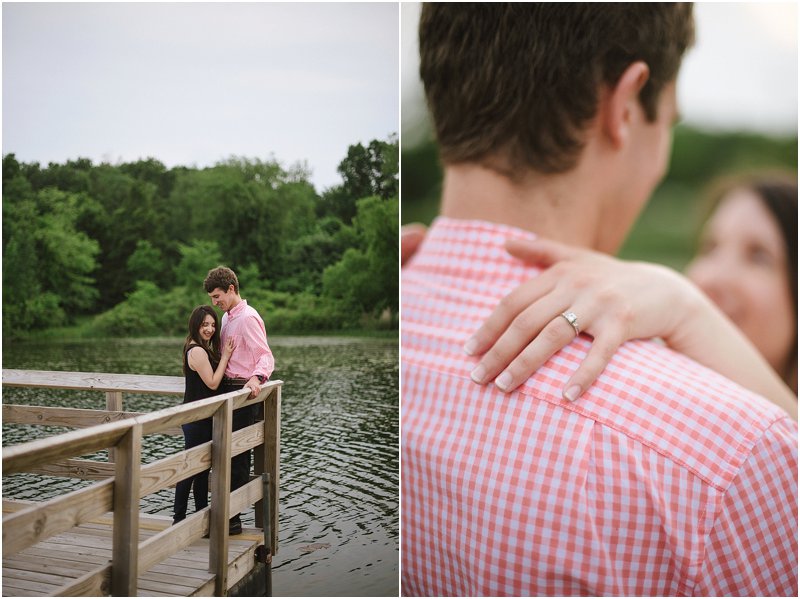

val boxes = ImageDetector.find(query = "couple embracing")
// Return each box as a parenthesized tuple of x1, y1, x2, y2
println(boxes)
(173, 266, 274, 536)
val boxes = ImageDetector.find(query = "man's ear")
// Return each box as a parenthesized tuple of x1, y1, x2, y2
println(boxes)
(602, 61, 650, 148)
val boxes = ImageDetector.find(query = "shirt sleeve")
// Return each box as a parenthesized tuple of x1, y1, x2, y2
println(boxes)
(242, 314, 275, 380)
(693, 416, 798, 596)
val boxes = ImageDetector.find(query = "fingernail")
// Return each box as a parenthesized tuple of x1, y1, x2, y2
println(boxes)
(463, 337, 479, 356)
(564, 385, 581, 402)
(495, 371, 513, 392)
(470, 364, 487, 384)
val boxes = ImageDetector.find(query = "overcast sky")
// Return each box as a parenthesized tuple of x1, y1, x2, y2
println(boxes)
(402, 2, 798, 145)
(3, 2, 399, 191)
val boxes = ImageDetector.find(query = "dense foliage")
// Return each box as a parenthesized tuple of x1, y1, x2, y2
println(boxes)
(3, 136, 398, 338)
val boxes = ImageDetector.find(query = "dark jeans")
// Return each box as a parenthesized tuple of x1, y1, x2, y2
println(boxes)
(173, 418, 212, 523)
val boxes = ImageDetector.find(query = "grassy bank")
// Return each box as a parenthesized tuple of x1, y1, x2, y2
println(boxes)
(9, 317, 397, 343)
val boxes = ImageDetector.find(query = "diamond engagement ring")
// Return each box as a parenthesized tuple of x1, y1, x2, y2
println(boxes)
(560, 311, 580, 336)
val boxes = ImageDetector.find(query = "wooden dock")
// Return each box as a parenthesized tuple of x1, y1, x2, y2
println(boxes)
(2, 508, 264, 596)
(2, 370, 282, 597)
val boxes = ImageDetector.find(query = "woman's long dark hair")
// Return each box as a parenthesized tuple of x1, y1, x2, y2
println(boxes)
(183, 305, 222, 376)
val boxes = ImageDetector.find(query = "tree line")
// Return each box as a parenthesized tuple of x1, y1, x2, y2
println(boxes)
(3, 135, 398, 338)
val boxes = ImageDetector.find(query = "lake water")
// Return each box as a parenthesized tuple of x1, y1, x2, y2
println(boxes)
(1, 335, 399, 597)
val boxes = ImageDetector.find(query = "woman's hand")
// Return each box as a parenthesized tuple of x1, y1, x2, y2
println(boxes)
(222, 338, 235, 361)
(465, 238, 696, 400)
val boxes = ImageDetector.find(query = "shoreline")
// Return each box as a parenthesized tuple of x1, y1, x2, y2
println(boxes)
(6, 322, 398, 343)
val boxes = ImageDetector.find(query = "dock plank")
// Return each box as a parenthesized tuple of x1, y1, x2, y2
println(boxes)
(1, 517, 262, 597)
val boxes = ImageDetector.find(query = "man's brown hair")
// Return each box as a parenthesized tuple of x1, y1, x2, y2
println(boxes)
(204, 266, 239, 294)
(419, 3, 694, 175)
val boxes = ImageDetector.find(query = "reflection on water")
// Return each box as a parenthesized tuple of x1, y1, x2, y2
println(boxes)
(2, 335, 399, 597)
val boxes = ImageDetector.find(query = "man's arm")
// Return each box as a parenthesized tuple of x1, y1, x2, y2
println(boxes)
(692, 417, 798, 595)
(242, 314, 275, 397)
(243, 315, 274, 379)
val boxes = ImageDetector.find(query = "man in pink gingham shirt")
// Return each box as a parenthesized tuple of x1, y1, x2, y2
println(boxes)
(205, 265, 274, 533)
(219, 300, 274, 386)
(402, 4, 798, 596)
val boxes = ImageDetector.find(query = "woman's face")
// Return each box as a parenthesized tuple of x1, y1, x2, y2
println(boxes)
(687, 188, 795, 373)
(198, 314, 216, 342)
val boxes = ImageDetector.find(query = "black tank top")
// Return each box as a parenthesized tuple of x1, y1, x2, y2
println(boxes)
(183, 345, 222, 404)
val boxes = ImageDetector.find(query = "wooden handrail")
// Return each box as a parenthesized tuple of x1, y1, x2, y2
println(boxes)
(2, 369, 185, 394)
(1, 421, 269, 557)
(1, 369, 282, 596)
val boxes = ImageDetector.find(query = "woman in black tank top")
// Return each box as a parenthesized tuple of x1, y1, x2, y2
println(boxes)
(173, 305, 234, 525)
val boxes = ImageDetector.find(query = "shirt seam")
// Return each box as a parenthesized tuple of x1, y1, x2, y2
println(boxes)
(404, 358, 783, 493)
(687, 416, 794, 596)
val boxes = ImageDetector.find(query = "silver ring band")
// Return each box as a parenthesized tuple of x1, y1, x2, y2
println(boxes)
(560, 311, 580, 336)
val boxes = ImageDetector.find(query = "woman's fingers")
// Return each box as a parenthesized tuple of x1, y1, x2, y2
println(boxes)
(489, 313, 580, 393)
(483, 317, 623, 399)
(470, 294, 573, 385)
(561, 331, 623, 401)
(505, 237, 580, 267)
(464, 270, 558, 356)
(465, 235, 632, 398)
(401, 223, 427, 265)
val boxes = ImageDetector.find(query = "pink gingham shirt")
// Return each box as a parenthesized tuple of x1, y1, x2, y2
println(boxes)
(221, 299, 274, 381)
(401, 218, 798, 597)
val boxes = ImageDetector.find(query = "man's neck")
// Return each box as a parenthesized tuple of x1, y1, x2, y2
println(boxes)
(227, 295, 243, 313)
(439, 162, 608, 251)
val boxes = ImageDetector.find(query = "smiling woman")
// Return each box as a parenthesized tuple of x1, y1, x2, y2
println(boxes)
(687, 174, 798, 390)
(173, 305, 233, 527)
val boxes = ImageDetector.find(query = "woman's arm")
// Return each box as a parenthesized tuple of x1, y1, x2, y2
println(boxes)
(465, 238, 797, 420)
(187, 339, 235, 390)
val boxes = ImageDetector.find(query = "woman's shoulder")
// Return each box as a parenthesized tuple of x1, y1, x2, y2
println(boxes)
(186, 344, 210, 359)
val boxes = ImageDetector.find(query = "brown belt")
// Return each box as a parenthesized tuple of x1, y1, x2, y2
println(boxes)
(223, 377, 249, 387)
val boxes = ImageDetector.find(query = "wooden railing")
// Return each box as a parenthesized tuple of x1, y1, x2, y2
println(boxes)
(1, 369, 281, 596)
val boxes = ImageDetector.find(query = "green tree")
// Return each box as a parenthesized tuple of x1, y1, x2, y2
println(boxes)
(174, 240, 223, 290)
(35, 188, 101, 314)
(2, 186, 99, 335)
(278, 216, 358, 293)
(3, 133, 400, 337)
(322, 196, 398, 316)
(127, 240, 165, 284)
(319, 136, 400, 223)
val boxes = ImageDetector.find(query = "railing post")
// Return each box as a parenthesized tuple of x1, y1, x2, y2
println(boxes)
(112, 421, 141, 596)
(105, 391, 123, 463)
(210, 395, 233, 596)
(253, 393, 265, 529)
(261, 472, 273, 597)
(264, 387, 280, 553)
